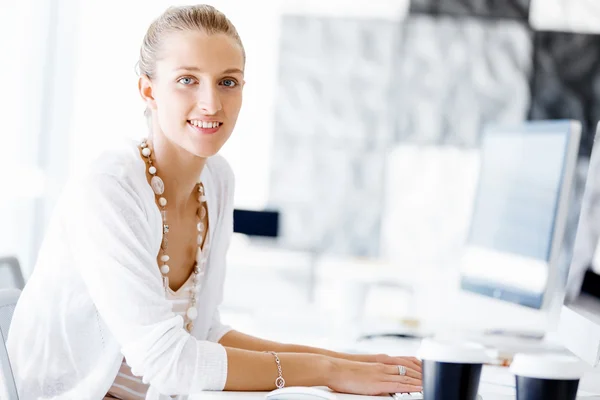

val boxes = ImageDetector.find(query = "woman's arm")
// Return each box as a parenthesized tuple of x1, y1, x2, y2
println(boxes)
(223, 347, 330, 390)
(220, 330, 364, 361)
(223, 346, 422, 395)
(219, 330, 422, 374)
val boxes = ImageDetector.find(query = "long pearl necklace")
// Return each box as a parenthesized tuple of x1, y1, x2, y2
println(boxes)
(139, 139, 208, 333)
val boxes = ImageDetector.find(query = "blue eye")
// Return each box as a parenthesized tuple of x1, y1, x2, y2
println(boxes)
(221, 79, 237, 88)
(178, 77, 195, 85)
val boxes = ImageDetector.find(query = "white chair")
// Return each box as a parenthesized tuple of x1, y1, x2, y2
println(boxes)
(0, 289, 20, 399)
(0, 257, 25, 290)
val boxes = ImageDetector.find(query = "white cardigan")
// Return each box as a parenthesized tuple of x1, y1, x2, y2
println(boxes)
(7, 140, 234, 399)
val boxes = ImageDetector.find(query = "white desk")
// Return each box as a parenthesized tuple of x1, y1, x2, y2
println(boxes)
(194, 387, 600, 400)
(192, 378, 600, 400)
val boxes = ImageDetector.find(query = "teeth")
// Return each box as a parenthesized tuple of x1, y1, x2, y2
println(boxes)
(190, 120, 220, 128)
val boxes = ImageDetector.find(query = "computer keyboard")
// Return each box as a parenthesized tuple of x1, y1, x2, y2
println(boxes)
(391, 393, 423, 399)
(392, 393, 483, 399)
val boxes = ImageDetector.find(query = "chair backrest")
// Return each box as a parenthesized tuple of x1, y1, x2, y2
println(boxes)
(0, 289, 20, 399)
(0, 257, 25, 290)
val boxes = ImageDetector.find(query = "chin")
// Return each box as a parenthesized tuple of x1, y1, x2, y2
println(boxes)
(184, 124, 230, 158)
(186, 140, 224, 159)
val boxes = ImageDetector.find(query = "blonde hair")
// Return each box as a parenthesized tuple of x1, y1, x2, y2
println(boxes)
(139, 4, 245, 119)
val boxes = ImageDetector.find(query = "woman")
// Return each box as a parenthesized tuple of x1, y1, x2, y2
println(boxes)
(7, 5, 422, 399)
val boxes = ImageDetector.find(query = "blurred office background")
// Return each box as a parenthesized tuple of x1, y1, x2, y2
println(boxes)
(3, 0, 600, 345)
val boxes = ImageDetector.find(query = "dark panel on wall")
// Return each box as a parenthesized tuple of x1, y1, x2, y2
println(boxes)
(409, 0, 530, 20)
(529, 31, 600, 157)
(233, 209, 280, 238)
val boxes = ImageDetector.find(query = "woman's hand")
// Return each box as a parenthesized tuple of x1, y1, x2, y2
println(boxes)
(325, 358, 423, 396)
(347, 353, 422, 380)
(373, 354, 422, 378)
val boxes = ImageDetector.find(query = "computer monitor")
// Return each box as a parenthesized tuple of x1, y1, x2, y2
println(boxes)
(461, 120, 581, 309)
(557, 122, 600, 367)
(421, 120, 582, 336)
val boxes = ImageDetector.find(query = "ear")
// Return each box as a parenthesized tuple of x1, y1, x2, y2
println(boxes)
(138, 75, 157, 111)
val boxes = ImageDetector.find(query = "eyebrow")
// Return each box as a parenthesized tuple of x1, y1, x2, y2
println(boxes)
(175, 66, 244, 75)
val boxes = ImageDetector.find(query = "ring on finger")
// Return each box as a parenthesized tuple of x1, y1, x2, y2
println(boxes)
(398, 365, 407, 376)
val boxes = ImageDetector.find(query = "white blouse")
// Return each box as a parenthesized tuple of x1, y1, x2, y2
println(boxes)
(107, 226, 212, 400)
(7, 139, 234, 400)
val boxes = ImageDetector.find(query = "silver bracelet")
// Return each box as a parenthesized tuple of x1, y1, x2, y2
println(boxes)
(266, 351, 285, 389)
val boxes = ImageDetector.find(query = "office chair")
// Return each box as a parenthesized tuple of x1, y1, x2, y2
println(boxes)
(0, 289, 20, 399)
(0, 257, 25, 290)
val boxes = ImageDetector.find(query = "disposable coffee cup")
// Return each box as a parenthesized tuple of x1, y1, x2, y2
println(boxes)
(417, 339, 489, 400)
(510, 353, 587, 400)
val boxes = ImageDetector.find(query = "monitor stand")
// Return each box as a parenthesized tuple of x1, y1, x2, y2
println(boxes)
(558, 294, 600, 367)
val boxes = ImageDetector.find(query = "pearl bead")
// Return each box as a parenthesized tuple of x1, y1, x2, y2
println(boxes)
(141, 142, 147, 148)
(199, 195, 207, 202)
(160, 264, 170, 274)
(197, 222, 204, 232)
(151, 176, 165, 195)
(159, 197, 167, 206)
(187, 306, 198, 320)
(142, 148, 151, 157)
(197, 235, 204, 245)
(186, 322, 194, 332)
(149, 166, 157, 175)
(161, 255, 170, 262)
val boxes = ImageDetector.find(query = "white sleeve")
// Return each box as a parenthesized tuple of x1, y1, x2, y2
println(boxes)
(207, 310, 232, 343)
(65, 173, 228, 394)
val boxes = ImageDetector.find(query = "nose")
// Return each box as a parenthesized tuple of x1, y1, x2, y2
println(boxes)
(197, 83, 222, 114)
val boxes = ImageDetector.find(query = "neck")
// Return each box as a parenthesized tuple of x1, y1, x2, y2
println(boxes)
(147, 133, 206, 212)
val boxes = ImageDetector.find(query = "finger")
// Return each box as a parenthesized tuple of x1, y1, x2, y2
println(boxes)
(383, 363, 422, 379)
(408, 357, 422, 365)
(379, 381, 423, 395)
(408, 358, 422, 372)
(387, 357, 423, 372)
(400, 357, 422, 371)
(403, 357, 423, 373)
(385, 374, 423, 387)
(406, 368, 422, 380)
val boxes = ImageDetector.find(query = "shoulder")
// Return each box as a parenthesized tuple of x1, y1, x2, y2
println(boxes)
(205, 154, 235, 202)
(65, 139, 149, 209)
(83, 138, 144, 181)
(206, 154, 234, 186)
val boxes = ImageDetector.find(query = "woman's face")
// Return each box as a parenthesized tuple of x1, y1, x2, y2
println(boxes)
(140, 30, 245, 157)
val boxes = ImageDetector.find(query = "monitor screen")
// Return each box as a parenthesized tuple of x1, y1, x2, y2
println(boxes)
(468, 128, 568, 261)
(565, 125, 600, 303)
(461, 121, 581, 309)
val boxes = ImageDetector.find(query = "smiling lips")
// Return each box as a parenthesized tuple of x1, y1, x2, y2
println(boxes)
(188, 119, 222, 134)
